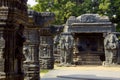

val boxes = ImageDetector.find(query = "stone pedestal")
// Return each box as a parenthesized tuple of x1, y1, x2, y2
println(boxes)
(40, 57, 54, 69)
(24, 61, 40, 80)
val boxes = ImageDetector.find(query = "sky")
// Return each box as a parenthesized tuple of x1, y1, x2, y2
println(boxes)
(27, 0, 37, 6)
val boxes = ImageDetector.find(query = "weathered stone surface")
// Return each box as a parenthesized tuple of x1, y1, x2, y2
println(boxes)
(39, 28, 54, 69)
(55, 14, 117, 66)
(23, 27, 40, 80)
(35, 11, 55, 69)
(28, 10, 55, 26)
(58, 32, 74, 66)
(0, 31, 5, 77)
(70, 14, 115, 33)
(103, 33, 119, 66)
(0, 0, 28, 80)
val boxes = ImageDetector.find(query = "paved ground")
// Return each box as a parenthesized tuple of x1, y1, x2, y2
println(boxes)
(41, 65, 120, 80)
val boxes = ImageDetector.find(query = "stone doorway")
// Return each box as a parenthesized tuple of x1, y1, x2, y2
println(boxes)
(73, 33, 105, 65)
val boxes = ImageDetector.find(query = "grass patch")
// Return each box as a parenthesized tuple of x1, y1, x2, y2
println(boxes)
(40, 69, 49, 73)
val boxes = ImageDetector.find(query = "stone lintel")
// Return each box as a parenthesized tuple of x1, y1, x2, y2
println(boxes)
(72, 22, 112, 26)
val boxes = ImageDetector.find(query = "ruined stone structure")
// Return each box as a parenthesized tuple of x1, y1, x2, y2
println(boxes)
(39, 12, 55, 69)
(55, 14, 120, 65)
(39, 28, 54, 69)
(0, 0, 28, 80)
(0, 1, 55, 79)
(23, 10, 55, 73)
(23, 10, 40, 80)
(53, 25, 64, 63)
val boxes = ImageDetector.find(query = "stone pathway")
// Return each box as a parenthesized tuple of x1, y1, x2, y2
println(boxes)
(41, 66, 120, 80)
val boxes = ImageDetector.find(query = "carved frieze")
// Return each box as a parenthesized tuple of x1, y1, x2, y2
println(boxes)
(77, 14, 99, 23)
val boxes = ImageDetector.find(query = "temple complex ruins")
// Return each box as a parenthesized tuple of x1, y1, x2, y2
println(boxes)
(0, 0, 120, 80)
(23, 10, 40, 80)
(54, 14, 120, 66)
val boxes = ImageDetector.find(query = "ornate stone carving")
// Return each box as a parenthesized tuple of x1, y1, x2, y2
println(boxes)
(59, 33, 74, 66)
(77, 14, 98, 23)
(39, 30, 54, 69)
(76, 14, 110, 23)
(23, 44, 31, 62)
(23, 28, 40, 80)
(28, 10, 55, 26)
(0, 0, 28, 79)
(56, 13, 115, 66)
(37, 11, 55, 69)
(104, 33, 119, 65)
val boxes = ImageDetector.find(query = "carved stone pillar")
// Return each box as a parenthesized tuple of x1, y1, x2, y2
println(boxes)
(0, 0, 28, 79)
(38, 12, 55, 69)
(39, 28, 54, 69)
(23, 10, 40, 80)
(23, 28, 40, 80)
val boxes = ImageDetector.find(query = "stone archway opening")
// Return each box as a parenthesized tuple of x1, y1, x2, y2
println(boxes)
(73, 33, 105, 65)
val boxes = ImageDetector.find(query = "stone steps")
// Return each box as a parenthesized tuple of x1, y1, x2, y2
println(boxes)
(76, 54, 102, 65)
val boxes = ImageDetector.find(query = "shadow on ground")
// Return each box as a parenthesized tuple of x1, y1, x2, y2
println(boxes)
(42, 74, 120, 80)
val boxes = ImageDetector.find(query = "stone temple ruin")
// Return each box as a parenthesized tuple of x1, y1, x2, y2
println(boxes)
(0, 0, 120, 80)
(0, 0, 54, 80)
(54, 14, 120, 66)
(23, 10, 55, 79)
(0, 0, 28, 80)
(0, 1, 55, 79)
(0, 0, 54, 79)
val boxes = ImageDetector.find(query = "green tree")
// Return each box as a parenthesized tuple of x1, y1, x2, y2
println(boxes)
(32, 0, 102, 24)
(99, 0, 111, 15)
(99, 0, 120, 31)
(31, 0, 120, 32)
(32, 0, 81, 24)
(110, 0, 120, 32)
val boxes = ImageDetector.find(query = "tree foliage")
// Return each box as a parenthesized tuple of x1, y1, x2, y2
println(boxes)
(31, 0, 120, 31)
(33, 0, 77, 24)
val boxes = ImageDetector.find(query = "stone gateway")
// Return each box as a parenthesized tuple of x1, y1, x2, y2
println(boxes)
(54, 14, 120, 66)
